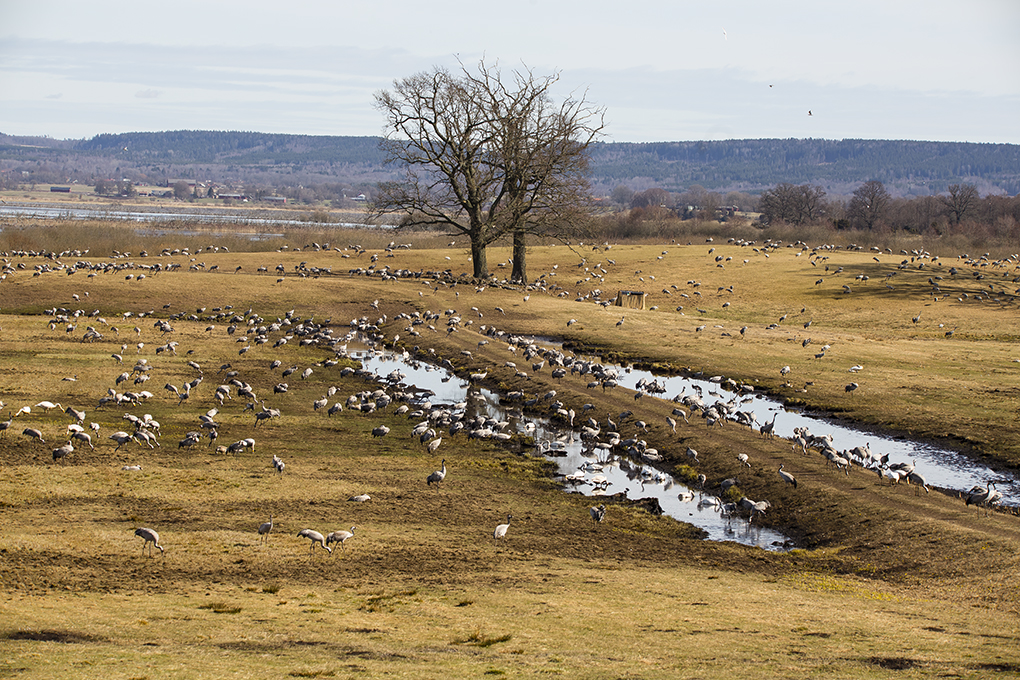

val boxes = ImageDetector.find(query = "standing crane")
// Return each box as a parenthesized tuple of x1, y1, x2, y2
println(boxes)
(778, 464, 798, 488)
(258, 514, 274, 545)
(426, 459, 447, 487)
(326, 526, 357, 553)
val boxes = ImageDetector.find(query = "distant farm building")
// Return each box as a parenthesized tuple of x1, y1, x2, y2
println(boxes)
(263, 196, 287, 204)
(49, 186, 71, 192)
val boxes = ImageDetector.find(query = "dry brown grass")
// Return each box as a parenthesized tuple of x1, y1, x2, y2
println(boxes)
(1, 226, 1019, 677)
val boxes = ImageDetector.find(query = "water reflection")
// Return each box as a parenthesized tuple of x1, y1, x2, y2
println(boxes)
(348, 345, 793, 551)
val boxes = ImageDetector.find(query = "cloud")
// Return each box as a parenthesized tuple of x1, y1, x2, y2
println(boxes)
(135, 89, 161, 99)
(44, 93, 62, 99)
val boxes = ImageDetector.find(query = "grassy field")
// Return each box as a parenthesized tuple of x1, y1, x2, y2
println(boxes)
(1, 222, 1019, 678)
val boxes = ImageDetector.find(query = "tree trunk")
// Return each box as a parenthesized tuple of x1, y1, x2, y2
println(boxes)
(470, 235, 489, 281)
(511, 229, 527, 285)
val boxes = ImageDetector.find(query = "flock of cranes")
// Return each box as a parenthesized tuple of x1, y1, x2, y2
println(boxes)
(12, 295, 555, 561)
(3, 238, 1016, 568)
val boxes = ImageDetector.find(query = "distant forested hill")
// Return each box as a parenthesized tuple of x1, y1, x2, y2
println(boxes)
(2, 130, 1018, 197)
(587, 139, 1020, 196)
(76, 130, 385, 166)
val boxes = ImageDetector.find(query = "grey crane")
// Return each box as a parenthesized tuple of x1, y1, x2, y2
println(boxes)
(326, 526, 357, 553)
(589, 504, 606, 527)
(52, 440, 74, 463)
(297, 529, 332, 554)
(272, 454, 285, 475)
(258, 514, 274, 545)
(109, 430, 136, 450)
(426, 459, 447, 487)
(966, 481, 1003, 516)
(905, 471, 929, 495)
(22, 427, 45, 443)
(778, 464, 798, 489)
(493, 514, 512, 541)
(134, 527, 165, 558)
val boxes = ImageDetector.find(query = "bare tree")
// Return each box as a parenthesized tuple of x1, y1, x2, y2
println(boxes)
(630, 187, 671, 209)
(758, 183, 826, 225)
(939, 183, 979, 225)
(373, 60, 604, 282)
(173, 181, 191, 200)
(847, 180, 891, 230)
(611, 185, 635, 208)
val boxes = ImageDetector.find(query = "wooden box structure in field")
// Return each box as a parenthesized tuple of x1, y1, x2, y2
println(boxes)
(615, 290, 646, 309)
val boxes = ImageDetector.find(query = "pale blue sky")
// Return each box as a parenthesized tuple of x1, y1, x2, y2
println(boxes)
(1, 0, 1018, 143)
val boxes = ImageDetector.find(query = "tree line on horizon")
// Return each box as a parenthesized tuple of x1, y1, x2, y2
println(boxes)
(2, 130, 1019, 199)
(601, 181, 1020, 244)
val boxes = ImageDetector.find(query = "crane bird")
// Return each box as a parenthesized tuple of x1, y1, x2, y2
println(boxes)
(966, 481, 1003, 516)
(22, 427, 45, 443)
(134, 527, 164, 558)
(589, 504, 606, 527)
(258, 514, 274, 545)
(348, 494, 371, 502)
(326, 526, 356, 553)
(52, 440, 74, 463)
(272, 454, 285, 475)
(297, 529, 332, 554)
(905, 471, 929, 495)
(878, 467, 903, 485)
(426, 459, 447, 487)
(493, 514, 512, 541)
(778, 464, 798, 488)
(109, 431, 136, 450)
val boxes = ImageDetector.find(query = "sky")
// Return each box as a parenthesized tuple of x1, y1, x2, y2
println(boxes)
(1, 0, 1018, 144)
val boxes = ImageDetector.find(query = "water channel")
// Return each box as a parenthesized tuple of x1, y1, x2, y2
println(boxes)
(348, 344, 794, 551)
(0, 203, 393, 231)
(340, 333, 1019, 552)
